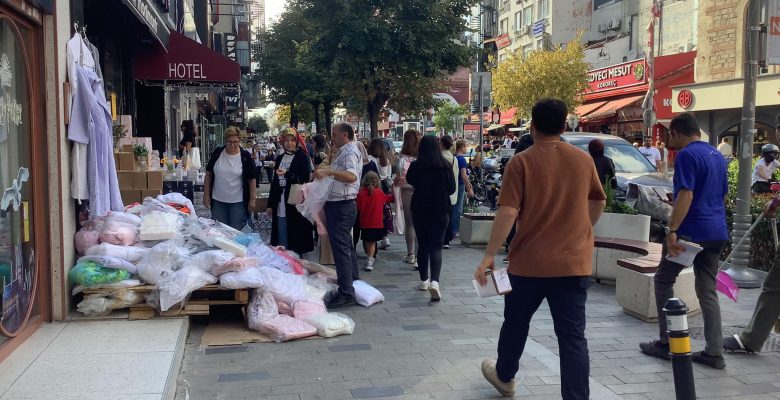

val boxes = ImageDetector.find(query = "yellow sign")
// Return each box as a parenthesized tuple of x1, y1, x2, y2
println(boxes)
(110, 92, 117, 121)
(21, 201, 29, 243)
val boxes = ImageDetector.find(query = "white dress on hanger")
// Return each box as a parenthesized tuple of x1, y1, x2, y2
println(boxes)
(67, 33, 96, 201)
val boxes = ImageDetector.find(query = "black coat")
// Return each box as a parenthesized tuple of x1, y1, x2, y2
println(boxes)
(406, 160, 456, 216)
(268, 149, 314, 254)
(205, 146, 255, 210)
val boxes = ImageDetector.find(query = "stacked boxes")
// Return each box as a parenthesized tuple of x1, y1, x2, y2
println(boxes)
(115, 150, 164, 206)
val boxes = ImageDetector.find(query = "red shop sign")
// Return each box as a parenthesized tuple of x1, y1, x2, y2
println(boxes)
(587, 59, 648, 94)
(495, 34, 512, 50)
(678, 89, 694, 109)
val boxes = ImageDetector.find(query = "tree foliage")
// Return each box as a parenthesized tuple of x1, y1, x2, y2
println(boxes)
(246, 116, 269, 134)
(433, 101, 466, 134)
(492, 34, 589, 118)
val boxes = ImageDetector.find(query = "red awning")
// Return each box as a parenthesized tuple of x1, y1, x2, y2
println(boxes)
(581, 95, 644, 122)
(134, 31, 240, 83)
(575, 101, 608, 118)
(499, 108, 517, 125)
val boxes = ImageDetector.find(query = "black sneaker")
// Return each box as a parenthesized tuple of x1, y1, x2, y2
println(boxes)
(723, 334, 755, 354)
(443, 244, 451, 249)
(692, 351, 726, 369)
(639, 340, 671, 360)
(327, 294, 357, 309)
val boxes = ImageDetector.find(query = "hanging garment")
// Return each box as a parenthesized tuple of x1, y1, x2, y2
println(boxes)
(66, 33, 96, 201)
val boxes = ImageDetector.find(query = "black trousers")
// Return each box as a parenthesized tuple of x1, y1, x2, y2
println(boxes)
(324, 200, 359, 297)
(412, 209, 449, 282)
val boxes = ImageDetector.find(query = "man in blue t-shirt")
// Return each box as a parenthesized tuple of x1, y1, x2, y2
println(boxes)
(640, 113, 729, 369)
(444, 140, 475, 248)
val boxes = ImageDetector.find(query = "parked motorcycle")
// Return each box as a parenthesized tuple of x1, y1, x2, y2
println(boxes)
(468, 166, 489, 205)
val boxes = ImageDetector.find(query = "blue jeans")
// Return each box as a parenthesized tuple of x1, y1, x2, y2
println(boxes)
(211, 199, 248, 231)
(496, 274, 591, 400)
(324, 200, 359, 297)
(451, 184, 465, 236)
(277, 217, 288, 248)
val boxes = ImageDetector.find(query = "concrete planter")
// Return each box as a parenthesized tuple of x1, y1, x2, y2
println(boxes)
(615, 266, 701, 322)
(594, 212, 651, 242)
(460, 213, 495, 247)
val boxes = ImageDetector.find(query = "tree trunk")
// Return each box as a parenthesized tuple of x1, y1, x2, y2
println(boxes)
(311, 100, 321, 134)
(289, 102, 297, 128)
(323, 102, 333, 138)
(366, 93, 387, 139)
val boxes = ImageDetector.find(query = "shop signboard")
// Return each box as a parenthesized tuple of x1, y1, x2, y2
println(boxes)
(533, 20, 545, 37)
(495, 34, 511, 50)
(225, 33, 237, 61)
(123, 0, 171, 50)
(224, 91, 239, 110)
(586, 59, 647, 94)
(769, 0, 780, 64)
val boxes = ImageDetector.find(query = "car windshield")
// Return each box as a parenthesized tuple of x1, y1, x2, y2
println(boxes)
(572, 142, 656, 174)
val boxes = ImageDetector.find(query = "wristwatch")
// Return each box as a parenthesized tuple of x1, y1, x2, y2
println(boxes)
(664, 226, 677, 235)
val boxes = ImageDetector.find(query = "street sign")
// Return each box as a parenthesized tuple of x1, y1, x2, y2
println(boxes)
(677, 89, 694, 109)
(533, 20, 545, 37)
(495, 34, 512, 50)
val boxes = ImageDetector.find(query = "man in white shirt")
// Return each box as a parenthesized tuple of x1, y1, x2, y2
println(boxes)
(718, 137, 733, 158)
(639, 140, 662, 169)
(503, 135, 514, 149)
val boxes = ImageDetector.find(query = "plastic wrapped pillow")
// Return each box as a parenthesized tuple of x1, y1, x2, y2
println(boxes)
(259, 315, 317, 342)
(158, 267, 217, 311)
(135, 241, 190, 285)
(276, 300, 293, 316)
(77, 255, 138, 274)
(69, 261, 131, 286)
(99, 221, 139, 246)
(214, 237, 247, 257)
(75, 228, 101, 254)
(212, 257, 260, 276)
(247, 290, 279, 331)
(353, 280, 384, 307)
(139, 211, 181, 241)
(72, 279, 143, 295)
(76, 289, 143, 316)
(85, 243, 149, 263)
(107, 211, 142, 227)
(219, 267, 265, 289)
(296, 176, 334, 224)
(257, 266, 307, 304)
(247, 242, 293, 273)
(190, 250, 236, 273)
(304, 313, 355, 338)
(292, 299, 326, 320)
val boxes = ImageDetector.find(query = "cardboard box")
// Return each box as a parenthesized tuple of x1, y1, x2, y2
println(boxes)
(120, 189, 143, 206)
(122, 144, 134, 152)
(113, 153, 119, 169)
(146, 170, 164, 189)
(131, 171, 148, 190)
(118, 152, 135, 171)
(117, 171, 134, 189)
(142, 189, 162, 199)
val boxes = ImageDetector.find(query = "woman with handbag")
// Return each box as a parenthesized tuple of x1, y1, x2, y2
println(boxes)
(267, 129, 314, 255)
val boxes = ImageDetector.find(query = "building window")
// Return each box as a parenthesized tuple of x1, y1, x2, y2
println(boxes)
(537, 0, 548, 19)
(523, 5, 533, 27)
(536, 39, 544, 50)
(523, 44, 533, 59)
(500, 18, 508, 34)
(514, 11, 522, 31)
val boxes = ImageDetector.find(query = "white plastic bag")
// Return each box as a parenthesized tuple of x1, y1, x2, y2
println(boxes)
(189, 250, 235, 273)
(212, 257, 260, 276)
(156, 192, 197, 218)
(107, 211, 142, 227)
(99, 221, 139, 246)
(247, 290, 279, 331)
(219, 267, 265, 289)
(305, 313, 355, 338)
(77, 255, 138, 274)
(247, 242, 293, 273)
(85, 243, 149, 263)
(257, 266, 307, 304)
(139, 211, 181, 241)
(353, 279, 384, 307)
(135, 241, 190, 285)
(76, 289, 143, 316)
(259, 315, 318, 342)
(296, 177, 334, 224)
(158, 267, 217, 311)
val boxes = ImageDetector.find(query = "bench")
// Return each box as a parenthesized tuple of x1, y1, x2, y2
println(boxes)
(595, 237, 700, 322)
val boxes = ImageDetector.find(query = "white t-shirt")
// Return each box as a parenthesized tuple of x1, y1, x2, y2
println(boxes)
(212, 151, 244, 203)
(504, 138, 513, 149)
(276, 153, 295, 218)
(639, 146, 662, 167)
(718, 142, 733, 157)
(752, 158, 780, 185)
(368, 155, 392, 181)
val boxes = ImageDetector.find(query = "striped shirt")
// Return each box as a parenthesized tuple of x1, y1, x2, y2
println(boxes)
(328, 142, 363, 201)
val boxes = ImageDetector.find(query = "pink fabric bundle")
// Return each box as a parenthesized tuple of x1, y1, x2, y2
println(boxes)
(292, 299, 326, 320)
(99, 222, 138, 246)
(75, 229, 101, 254)
(272, 248, 305, 275)
(276, 300, 293, 316)
(259, 315, 317, 342)
(212, 257, 260, 276)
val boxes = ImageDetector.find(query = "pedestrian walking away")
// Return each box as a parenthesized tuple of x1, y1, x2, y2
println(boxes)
(440, 135, 459, 249)
(406, 135, 455, 301)
(314, 122, 363, 309)
(448, 140, 474, 242)
(356, 171, 395, 271)
(395, 129, 420, 268)
(639, 112, 730, 369)
(474, 98, 606, 400)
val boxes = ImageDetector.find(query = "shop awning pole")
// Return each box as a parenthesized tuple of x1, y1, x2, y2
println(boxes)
(726, 0, 762, 288)
(164, 81, 171, 156)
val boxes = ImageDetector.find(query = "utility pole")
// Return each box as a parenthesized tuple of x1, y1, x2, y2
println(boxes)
(726, 0, 763, 288)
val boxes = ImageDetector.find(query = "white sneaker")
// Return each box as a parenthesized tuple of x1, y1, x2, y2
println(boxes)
(429, 281, 441, 301)
(365, 257, 375, 271)
(379, 238, 391, 249)
(418, 279, 430, 290)
(403, 254, 415, 264)
(412, 256, 418, 270)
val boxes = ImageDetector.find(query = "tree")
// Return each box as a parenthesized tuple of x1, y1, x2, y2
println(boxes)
(293, 0, 477, 138)
(491, 35, 590, 119)
(433, 101, 466, 134)
(246, 116, 269, 135)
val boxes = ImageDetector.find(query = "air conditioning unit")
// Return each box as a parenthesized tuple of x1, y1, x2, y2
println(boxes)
(609, 18, 621, 31)
(524, 25, 532, 35)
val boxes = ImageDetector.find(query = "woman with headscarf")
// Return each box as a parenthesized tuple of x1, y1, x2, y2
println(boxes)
(267, 128, 314, 254)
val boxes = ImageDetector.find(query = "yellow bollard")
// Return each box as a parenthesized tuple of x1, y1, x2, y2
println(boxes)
(664, 298, 696, 400)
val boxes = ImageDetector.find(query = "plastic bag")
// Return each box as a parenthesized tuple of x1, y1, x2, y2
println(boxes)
(247, 242, 295, 273)
(353, 279, 384, 307)
(107, 211, 142, 227)
(189, 250, 235, 273)
(157, 193, 197, 218)
(99, 220, 139, 246)
(292, 299, 326, 320)
(233, 233, 262, 247)
(296, 177, 334, 224)
(158, 267, 217, 311)
(276, 300, 293, 316)
(272, 248, 305, 275)
(212, 257, 260, 276)
(186, 218, 238, 247)
(69, 261, 131, 286)
(76, 289, 143, 316)
(85, 243, 149, 263)
(257, 266, 307, 304)
(305, 275, 338, 302)
(135, 241, 190, 285)
(77, 255, 138, 274)
(139, 211, 181, 241)
(72, 279, 143, 295)
(259, 315, 318, 342)
(625, 183, 672, 223)
(75, 228, 101, 254)
(305, 313, 355, 338)
(247, 290, 279, 331)
(219, 267, 265, 289)
(214, 237, 247, 257)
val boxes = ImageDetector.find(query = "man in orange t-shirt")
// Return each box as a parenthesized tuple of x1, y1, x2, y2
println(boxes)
(474, 98, 607, 399)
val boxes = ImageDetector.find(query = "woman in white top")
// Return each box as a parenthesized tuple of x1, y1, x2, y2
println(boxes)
(203, 127, 256, 230)
(394, 130, 420, 267)
(752, 143, 780, 193)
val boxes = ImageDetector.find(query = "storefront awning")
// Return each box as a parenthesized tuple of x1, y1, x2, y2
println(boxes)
(123, 0, 171, 50)
(134, 31, 240, 83)
(486, 124, 504, 131)
(499, 108, 518, 125)
(581, 95, 644, 122)
(575, 101, 608, 118)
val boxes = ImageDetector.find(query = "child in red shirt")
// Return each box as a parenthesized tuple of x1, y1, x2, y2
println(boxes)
(356, 171, 395, 271)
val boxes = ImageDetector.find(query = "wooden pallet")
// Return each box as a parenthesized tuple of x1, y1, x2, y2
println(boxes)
(81, 284, 249, 320)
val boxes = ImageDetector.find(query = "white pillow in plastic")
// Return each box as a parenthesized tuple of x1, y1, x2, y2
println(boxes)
(158, 267, 217, 311)
(219, 267, 265, 289)
(259, 315, 318, 342)
(257, 266, 307, 304)
(189, 250, 235, 273)
(77, 255, 138, 274)
(305, 312, 355, 338)
(353, 279, 384, 307)
(247, 290, 279, 332)
(214, 237, 248, 257)
(85, 243, 149, 263)
(139, 211, 180, 241)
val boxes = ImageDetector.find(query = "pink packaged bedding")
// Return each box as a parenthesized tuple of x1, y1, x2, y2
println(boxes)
(276, 300, 293, 316)
(75, 229, 100, 254)
(212, 257, 260, 276)
(99, 223, 138, 246)
(292, 299, 326, 320)
(259, 315, 317, 342)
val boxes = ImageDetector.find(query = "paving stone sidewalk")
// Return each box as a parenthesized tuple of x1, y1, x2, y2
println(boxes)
(175, 235, 780, 400)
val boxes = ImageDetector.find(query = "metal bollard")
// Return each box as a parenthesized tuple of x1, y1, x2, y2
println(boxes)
(664, 298, 696, 400)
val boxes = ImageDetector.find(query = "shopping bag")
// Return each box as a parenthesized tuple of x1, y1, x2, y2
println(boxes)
(716, 271, 739, 302)
(393, 186, 404, 235)
(287, 184, 303, 205)
(189, 148, 202, 169)
(383, 203, 394, 234)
